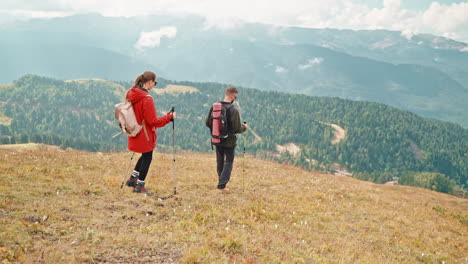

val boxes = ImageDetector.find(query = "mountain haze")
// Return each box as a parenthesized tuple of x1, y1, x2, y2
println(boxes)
(0, 14, 467, 127)
(0, 38, 161, 83)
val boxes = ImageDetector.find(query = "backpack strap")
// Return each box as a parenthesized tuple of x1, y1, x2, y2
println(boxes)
(142, 120, 150, 141)
(138, 95, 153, 142)
(142, 94, 153, 141)
(224, 104, 235, 136)
(225, 104, 234, 112)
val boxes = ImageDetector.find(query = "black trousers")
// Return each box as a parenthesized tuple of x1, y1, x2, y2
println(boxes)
(215, 146, 235, 189)
(134, 151, 153, 181)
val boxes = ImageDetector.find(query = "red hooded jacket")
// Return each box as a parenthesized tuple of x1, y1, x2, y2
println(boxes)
(126, 87, 172, 153)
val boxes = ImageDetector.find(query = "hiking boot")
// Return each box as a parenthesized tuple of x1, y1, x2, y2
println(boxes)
(125, 176, 137, 188)
(134, 182, 153, 195)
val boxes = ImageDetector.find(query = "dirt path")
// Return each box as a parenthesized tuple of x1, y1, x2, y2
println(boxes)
(330, 123, 346, 144)
(276, 143, 301, 156)
(320, 122, 346, 144)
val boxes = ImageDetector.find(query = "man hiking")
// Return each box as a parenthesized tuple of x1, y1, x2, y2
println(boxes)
(206, 87, 249, 192)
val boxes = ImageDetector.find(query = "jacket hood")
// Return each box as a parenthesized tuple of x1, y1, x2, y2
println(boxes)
(127, 87, 149, 104)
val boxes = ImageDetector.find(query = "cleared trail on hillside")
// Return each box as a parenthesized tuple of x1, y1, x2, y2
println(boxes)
(320, 121, 346, 144)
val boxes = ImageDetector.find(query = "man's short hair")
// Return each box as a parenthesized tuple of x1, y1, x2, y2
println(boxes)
(226, 86, 238, 95)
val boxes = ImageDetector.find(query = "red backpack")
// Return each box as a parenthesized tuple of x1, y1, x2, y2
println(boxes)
(210, 102, 234, 144)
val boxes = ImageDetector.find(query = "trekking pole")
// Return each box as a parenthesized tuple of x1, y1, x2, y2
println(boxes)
(170, 106, 177, 195)
(242, 122, 247, 192)
(120, 152, 135, 188)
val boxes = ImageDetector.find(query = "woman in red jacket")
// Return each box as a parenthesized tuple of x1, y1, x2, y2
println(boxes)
(125, 71, 175, 194)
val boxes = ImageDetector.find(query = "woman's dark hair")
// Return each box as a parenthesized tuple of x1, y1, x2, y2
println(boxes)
(134, 71, 156, 87)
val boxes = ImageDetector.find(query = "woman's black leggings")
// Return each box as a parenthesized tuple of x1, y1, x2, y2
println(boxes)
(134, 151, 153, 181)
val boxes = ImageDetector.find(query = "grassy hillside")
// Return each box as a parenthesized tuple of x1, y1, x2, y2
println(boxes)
(1, 144, 466, 263)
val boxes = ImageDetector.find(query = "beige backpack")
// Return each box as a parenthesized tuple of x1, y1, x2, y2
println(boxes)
(113, 95, 150, 141)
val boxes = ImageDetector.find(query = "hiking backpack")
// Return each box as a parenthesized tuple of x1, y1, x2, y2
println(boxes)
(114, 95, 150, 141)
(210, 102, 234, 144)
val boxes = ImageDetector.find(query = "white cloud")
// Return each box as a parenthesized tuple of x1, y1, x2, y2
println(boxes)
(275, 66, 287, 73)
(420, 2, 468, 42)
(0, 9, 71, 20)
(383, 0, 401, 10)
(401, 29, 415, 40)
(202, 16, 244, 30)
(1, 0, 467, 43)
(295, 1, 468, 43)
(298, 58, 324, 70)
(134, 26, 177, 51)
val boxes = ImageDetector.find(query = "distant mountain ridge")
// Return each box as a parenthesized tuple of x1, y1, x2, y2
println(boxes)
(0, 14, 467, 127)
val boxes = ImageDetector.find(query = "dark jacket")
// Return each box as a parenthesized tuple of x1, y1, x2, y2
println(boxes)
(206, 101, 246, 148)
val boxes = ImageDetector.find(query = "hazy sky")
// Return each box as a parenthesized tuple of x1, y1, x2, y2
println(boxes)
(1, 0, 467, 43)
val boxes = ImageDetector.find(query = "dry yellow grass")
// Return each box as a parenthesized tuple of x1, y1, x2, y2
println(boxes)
(153, 85, 200, 96)
(0, 144, 466, 263)
(0, 84, 13, 89)
(64, 79, 127, 99)
(0, 113, 12, 126)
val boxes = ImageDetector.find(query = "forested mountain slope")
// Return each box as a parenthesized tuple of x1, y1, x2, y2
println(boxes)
(0, 75, 466, 193)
